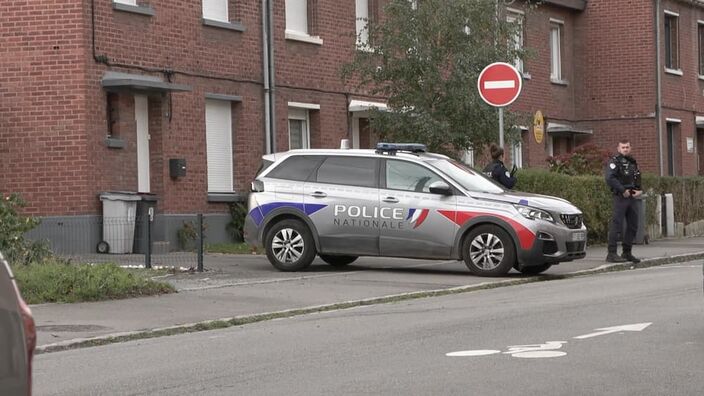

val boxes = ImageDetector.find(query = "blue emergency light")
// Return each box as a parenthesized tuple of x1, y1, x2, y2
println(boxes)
(375, 142, 427, 155)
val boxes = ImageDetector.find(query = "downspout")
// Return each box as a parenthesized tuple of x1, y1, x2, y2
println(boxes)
(655, 0, 664, 176)
(262, 0, 273, 153)
(267, 0, 277, 153)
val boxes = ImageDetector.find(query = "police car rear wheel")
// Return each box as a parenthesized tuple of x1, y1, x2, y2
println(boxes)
(514, 263, 552, 275)
(265, 219, 316, 271)
(319, 254, 358, 267)
(463, 225, 516, 277)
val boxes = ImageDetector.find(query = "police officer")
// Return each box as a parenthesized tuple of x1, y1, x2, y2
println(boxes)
(483, 143, 517, 189)
(605, 139, 642, 263)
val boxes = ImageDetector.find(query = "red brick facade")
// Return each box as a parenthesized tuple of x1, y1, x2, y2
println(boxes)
(2, 0, 704, 225)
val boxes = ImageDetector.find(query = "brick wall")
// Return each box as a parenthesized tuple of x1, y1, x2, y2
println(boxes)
(0, 1, 88, 216)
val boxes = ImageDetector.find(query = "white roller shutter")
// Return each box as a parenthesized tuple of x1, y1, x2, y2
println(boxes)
(285, 0, 308, 34)
(205, 99, 233, 192)
(203, 0, 229, 22)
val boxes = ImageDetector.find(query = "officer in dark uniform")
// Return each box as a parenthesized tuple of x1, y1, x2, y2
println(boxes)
(483, 143, 517, 189)
(605, 140, 642, 263)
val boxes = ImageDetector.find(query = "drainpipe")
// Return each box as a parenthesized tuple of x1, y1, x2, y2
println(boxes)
(655, 0, 664, 176)
(262, 0, 276, 154)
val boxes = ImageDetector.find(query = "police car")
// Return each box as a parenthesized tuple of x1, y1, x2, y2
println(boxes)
(244, 143, 587, 277)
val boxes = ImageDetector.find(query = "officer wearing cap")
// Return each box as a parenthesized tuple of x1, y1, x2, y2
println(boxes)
(483, 143, 517, 189)
(605, 139, 642, 263)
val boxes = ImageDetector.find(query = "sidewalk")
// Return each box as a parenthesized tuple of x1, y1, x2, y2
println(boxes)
(32, 236, 704, 353)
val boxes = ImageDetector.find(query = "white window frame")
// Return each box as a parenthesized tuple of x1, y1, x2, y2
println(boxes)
(356, 0, 370, 49)
(205, 99, 234, 193)
(507, 8, 524, 74)
(550, 19, 563, 82)
(698, 20, 704, 79)
(288, 102, 319, 150)
(285, 0, 323, 45)
(512, 141, 523, 168)
(462, 149, 475, 168)
(664, 10, 680, 73)
(202, 0, 229, 23)
(114, 0, 137, 5)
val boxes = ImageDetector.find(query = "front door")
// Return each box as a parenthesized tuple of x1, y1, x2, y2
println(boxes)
(698, 129, 704, 175)
(135, 95, 150, 193)
(379, 159, 456, 259)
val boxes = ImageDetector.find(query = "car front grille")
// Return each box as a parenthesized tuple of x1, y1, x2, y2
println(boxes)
(560, 214, 583, 229)
(566, 241, 586, 252)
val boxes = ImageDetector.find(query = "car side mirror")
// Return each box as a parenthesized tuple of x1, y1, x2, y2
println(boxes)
(429, 181, 452, 196)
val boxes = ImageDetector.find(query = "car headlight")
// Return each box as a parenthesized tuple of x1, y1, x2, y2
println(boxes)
(514, 205, 554, 222)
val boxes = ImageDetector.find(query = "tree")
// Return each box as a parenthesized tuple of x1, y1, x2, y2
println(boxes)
(342, 0, 533, 157)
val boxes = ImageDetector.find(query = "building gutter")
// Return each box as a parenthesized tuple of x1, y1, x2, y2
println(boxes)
(262, 0, 276, 154)
(655, 0, 664, 176)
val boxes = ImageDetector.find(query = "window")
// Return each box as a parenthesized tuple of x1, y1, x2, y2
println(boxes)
(385, 160, 443, 193)
(550, 21, 563, 81)
(203, 0, 228, 23)
(285, 0, 322, 44)
(507, 10, 524, 73)
(288, 108, 310, 150)
(664, 12, 679, 70)
(698, 22, 704, 76)
(356, 0, 369, 48)
(267, 156, 323, 181)
(511, 141, 523, 168)
(106, 93, 119, 137)
(461, 149, 475, 168)
(205, 99, 234, 192)
(315, 157, 377, 188)
(114, 0, 137, 4)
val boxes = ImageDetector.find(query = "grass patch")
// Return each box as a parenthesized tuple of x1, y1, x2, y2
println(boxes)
(206, 242, 262, 255)
(11, 257, 175, 304)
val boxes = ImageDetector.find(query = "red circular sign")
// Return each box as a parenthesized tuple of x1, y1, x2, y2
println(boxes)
(477, 62, 522, 107)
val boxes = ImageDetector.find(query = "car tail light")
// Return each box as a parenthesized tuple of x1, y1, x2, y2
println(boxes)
(11, 280, 35, 396)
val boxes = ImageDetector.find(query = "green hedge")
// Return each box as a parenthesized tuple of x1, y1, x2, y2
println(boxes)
(514, 170, 704, 244)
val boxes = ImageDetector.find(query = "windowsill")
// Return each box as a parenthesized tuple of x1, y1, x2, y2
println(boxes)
(664, 68, 683, 76)
(207, 192, 243, 203)
(105, 137, 125, 149)
(699, 75, 704, 81)
(285, 30, 323, 45)
(550, 78, 569, 86)
(202, 18, 246, 32)
(112, 2, 155, 16)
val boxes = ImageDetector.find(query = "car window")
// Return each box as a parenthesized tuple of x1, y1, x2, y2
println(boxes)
(255, 159, 274, 177)
(266, 156, 323, 181)
(427, 159, 505, 193)
(315, 156, 377, 188)
(385, 160, 444, 193)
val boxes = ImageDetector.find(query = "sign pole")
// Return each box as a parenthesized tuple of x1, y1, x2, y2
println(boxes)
(498, 107, 504, 148)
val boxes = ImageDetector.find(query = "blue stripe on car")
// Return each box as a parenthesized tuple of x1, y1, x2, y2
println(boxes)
(250, 202, 327, 226)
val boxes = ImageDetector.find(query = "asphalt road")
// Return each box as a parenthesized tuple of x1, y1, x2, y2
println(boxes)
(34, 261, 704, 396)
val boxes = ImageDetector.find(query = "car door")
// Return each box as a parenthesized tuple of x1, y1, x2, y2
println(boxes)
(379, 159, 457, 258)
(304, 155, 380, 256)
(0, 257, 29, 395)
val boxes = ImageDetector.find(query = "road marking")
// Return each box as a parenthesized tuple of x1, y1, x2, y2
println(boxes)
(446, 350, 500, 357)
(573, 323, 652, 339)
(484, 80, 515, 89)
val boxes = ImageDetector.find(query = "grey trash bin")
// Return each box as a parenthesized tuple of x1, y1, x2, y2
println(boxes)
(133, 194, 158, 254)
(98, 192, 141, 254)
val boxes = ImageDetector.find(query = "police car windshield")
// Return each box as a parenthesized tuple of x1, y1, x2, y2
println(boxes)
(427, 159, 506, 193)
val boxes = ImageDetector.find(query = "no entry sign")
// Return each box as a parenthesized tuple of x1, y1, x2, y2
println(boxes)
(477, 62, 522, 107)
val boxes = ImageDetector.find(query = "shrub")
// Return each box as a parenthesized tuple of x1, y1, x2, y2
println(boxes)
(227, 195, 249, 242)
(0, 193, 51, 265)
(546, 144, 612, 176)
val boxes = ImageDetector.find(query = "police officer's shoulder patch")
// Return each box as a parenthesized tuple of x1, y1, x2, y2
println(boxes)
(609, 163, 616, 169)
(505, 171, 511, 178)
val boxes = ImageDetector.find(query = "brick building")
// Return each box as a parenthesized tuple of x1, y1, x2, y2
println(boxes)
(1, 0, 703, 252)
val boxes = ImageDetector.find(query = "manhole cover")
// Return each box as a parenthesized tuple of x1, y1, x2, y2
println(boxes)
(36, 324, 109, 332)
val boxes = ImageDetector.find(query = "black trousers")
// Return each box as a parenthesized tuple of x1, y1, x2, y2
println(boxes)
(607, 195, 639, 254)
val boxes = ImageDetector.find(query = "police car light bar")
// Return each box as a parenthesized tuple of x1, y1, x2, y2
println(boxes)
(375, 143, 427, 154)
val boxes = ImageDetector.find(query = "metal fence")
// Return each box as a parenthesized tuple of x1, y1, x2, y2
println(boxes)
(28, 214, 212, 270)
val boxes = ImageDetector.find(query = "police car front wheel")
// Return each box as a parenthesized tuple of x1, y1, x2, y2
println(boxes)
(265, 219, 316, 271)
(462, 225, 516, 277)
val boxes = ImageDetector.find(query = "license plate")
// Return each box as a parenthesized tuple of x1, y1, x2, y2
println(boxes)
(571, 232, 586, 241)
